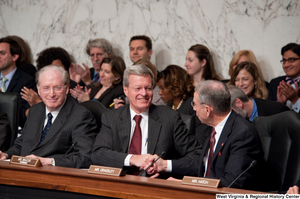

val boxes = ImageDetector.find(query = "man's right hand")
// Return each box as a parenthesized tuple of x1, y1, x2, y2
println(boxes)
(0, 151, 8, 160)
(129, 154, 152, 167)
(287, 185, 299, 194)
(75, 63, 93, 86)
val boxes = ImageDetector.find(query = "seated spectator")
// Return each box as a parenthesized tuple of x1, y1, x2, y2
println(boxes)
(157, 64, 211, 145)
(185, 44, 221, 86)
(268, 43, 300, 113)
(226, 50, 269, 88)
(70, 56, 125, 108)
(228, 85, 290, 122)
(6, 35, 37, 78)
(0, 110, 11, 151)
(21, 47, 77, 109)
(0, 65, 97, 168)
(0, 37, 36, 128)
(229, 61, 268, 99)
(91, 64, 201, 176)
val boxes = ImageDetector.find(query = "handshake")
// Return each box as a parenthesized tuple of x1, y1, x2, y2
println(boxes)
(129, 152, 166, 177)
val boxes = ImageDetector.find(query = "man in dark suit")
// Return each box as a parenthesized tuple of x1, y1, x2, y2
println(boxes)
(91, 64, 201, 175)
(148, 80, 263, 188)
(268, 43, 300, 112)
(0, 37, 36, 128)
(228, 85, 290, 122)
(0, 65, 97, 168)
(71, 38, 113, 86)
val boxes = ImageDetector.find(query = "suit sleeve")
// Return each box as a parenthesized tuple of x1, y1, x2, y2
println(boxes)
(0, 111, 11, 151)
(268, 79, 278, 101)
(91, 112, 128, 168)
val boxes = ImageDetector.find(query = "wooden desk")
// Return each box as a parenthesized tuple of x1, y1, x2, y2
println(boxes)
(0, 161, 266, 199)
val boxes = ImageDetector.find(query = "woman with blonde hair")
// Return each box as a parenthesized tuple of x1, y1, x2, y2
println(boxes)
(229, 61, 268, 99)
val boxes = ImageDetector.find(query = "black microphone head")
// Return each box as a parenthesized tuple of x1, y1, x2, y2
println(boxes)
(73, 141, 78, 146)
(250, 160, 257, 167)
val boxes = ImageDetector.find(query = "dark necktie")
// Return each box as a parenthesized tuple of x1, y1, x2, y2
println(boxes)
(39, 113, 53, 145)
(206, 128, 216, 177)
(285, 76, 300, 86)
(94, 73, 100, 83)
(129, 115, 142, 155)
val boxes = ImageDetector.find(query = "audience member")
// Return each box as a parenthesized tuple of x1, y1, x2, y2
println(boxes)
(228, 85, 289, 122)
(0, 110, 11, 151)
(147, 80, 263, 189)
(157, 64, 211, 145)
(0, 65, 97, 168)
(6, 35, 37, 78)
(268, 43, 300, 113)
(72, 38, 113, 86)
(70, 56, 125, 108)
(0, 37, 36, 128)
(185, 44, 221, 86)
(91, 64, 201, 176)
(21, 47, 77, 109)
(229, 61, 268, 99)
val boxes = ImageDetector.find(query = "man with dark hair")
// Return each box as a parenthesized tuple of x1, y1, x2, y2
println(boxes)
(0, 37, 36, 128)
(268, 43, 300, 113)
(228, 85, 290, 121)
(129, 35, 153, 63)
(0, 65, 97, 168)
(148, 80, 263, 189)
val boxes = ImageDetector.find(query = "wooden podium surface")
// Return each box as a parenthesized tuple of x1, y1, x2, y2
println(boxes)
(0, 161, 267, 199)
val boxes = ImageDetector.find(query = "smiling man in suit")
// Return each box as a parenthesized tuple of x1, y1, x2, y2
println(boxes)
(0, 65, 97, 168)
(91, 64, 201, 176)
(0, 37, 36, 128)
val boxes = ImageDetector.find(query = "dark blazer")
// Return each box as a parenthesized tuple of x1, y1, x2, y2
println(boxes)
(198, 111, 263, 189)
(0, 110, 11, 151)
(254, 98, 290, 117)
(89, 84, 124, 108)
(268, 76, 300, 101)
(18, 62, 37, 78)
(5, 97, 98, 168)
(91, 104, 201, 174)
(6, 68, 36, 127)
(168, 97, 212, 146)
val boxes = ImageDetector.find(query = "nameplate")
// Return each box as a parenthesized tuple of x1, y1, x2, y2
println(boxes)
(9, 155, 42, 167)
(182, 176, 220, 188)
(88, 165, 125, 176)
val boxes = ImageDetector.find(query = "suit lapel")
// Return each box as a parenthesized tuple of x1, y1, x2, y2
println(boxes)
(119, 105, 132, 153)
(6, 68, 20, 92)
(147, 105, 162, 154)
(31, 105, 46, 150)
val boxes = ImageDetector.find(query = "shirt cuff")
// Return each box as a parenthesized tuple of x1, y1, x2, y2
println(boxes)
(292, 98, 300, 113)
(51, 158, 55, 166)
(167, 160, 172, 172)
(124, 154, 133, 166)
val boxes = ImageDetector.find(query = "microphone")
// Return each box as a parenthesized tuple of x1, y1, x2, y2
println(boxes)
(227, 160, 257, 188)
(138, 151, 165, 176)
(56, 141, 77, 166)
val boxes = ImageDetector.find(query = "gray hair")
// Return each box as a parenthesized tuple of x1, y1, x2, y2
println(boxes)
(195, 80, 231, 114)
(227, 85, 249, 108)
(123, 64, 154, 87)
(36, 65, 70, 85)
(85, 38, 113, 56)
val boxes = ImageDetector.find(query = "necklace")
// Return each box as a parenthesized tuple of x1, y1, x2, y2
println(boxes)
(172, 99, 183, 110)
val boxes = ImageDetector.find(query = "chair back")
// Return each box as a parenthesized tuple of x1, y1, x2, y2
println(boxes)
(253, 111, 300, 192)
(180, 113, 195, 135)
(80, 100, 108, 132)
(0, 92, 20, 147)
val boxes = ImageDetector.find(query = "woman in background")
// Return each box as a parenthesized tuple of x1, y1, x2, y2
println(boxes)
(157, 65, 211, 146)
(70, 56, 125, 108)
(229, 61, 268, 99)
(185, 44, 221, 86)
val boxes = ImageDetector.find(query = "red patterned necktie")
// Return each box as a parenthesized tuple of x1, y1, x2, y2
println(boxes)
(206, 128, 216, 177)
(129, 115, 142, 155)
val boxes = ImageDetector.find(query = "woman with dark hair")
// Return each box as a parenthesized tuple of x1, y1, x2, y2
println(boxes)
(20, 47, 77, 107)
(185, 44, 221, 86)
(229, 61, 268, 99)
(70, 56, 126, 108)
(157, 65, 211, 146)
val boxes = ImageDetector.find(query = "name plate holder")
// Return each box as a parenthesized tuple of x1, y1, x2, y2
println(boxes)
(88, 165, 125, 176)
(182, 176, 220, 188)
(9, 155, 42, 167)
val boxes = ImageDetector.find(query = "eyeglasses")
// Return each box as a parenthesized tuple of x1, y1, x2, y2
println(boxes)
(191, 101, 206, 107)
(280, 58, 300, 64)
(40, 85, 65, 93)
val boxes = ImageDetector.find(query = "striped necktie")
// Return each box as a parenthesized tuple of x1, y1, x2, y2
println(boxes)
(1, 77, 8, 92)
